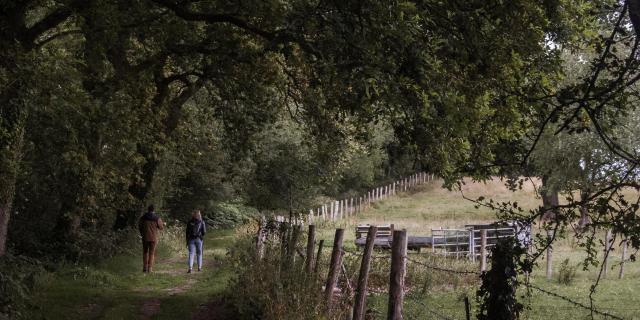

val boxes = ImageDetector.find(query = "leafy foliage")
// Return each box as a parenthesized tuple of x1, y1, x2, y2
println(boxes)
(476, 238, 528, 320)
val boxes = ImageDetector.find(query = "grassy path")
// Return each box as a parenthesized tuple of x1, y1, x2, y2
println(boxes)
(29, 230, 235, 320)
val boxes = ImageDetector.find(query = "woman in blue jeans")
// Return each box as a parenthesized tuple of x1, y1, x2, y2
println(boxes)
(186, 210, 206, 273)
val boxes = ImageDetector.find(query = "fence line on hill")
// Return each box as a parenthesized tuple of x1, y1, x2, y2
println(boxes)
(301, 172, 436, 225)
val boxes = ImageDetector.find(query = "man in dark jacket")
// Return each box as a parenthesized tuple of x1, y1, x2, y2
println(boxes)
(138, 205, 164, 272)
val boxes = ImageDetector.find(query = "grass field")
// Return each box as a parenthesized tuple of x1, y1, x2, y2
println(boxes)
(313, 178, 640, 320)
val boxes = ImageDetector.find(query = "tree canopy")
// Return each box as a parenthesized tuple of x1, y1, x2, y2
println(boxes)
(2, 0, 640, 277)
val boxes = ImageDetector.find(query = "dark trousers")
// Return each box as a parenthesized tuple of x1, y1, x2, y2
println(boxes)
(142, 241, 158, 272)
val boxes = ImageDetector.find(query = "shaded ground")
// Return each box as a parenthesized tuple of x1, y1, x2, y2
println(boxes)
(191, 298, 235, 320)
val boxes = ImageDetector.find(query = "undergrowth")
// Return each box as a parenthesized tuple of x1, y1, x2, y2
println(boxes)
(226, 221, 482, 320)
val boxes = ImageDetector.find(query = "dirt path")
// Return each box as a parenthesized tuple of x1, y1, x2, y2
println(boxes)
(39, 230, 236, 320)
(191, 298, 235, 320)
(135, 238, 230, 319)
(140, 298, 161, 319)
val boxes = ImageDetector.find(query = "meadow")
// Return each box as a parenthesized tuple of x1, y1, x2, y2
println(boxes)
(312, 178, 640, 320)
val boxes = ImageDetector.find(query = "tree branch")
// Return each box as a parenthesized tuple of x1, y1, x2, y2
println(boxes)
(151, 0, 275, 40)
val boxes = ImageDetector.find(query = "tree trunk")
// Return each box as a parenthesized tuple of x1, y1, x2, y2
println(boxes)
(541, 175, 559, 221)
(0, 126, 24, 257)
(0, 202, 12, 257)
(578, 190, 591, 229)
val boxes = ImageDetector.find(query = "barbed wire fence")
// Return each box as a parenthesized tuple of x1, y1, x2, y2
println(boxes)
(329, 233, 627, 319)
(256, 212, 629, 319)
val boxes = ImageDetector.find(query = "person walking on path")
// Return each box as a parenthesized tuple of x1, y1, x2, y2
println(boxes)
(138, 205, 164, 273)
(186, 210, 206, 273)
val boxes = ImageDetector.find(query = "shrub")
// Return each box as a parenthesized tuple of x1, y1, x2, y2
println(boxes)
(0, 254, 45, 320)
(557, 258, 577, 285)
(204, 201, 259, 229)
(70, 228, 139, 263)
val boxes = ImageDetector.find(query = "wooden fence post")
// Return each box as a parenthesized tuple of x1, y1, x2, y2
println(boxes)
(464, 295, 471, 320)
(353, 225, 377, 320)
(480, 229, 487, 272)
(345, 198, 349, 216)
(387, 229, 407, 320)
(315, 239, 325, 274)
(287, 225, 301, 268)
(256, 216, 266, 260)
(546, 230, 553, 280)
(325, 229, 345, 312)
(330, 202, 335, 221)
(604, 229, 612, 278)
(343, 199, 347, 218)
(619, 238, 627, 279)
(305, 225, 316, 273)
(468, 229, 476, 262)
(280, 222, 290, 260)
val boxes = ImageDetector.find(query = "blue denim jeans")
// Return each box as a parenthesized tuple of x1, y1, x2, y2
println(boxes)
(188, 238, 203, 270)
